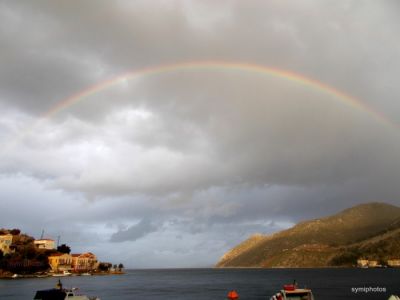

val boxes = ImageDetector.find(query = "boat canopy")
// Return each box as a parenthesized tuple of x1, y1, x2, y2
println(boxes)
(34, 289, 66, 300)
(283, 290, 313, 300)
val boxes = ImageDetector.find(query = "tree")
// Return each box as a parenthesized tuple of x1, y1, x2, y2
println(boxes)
(23, 244, 37, 260)
(118, 263, 124, 271)
(98, 262, 112, 272)
(57, 244, 71, 254)
(10, 229, 21, 235)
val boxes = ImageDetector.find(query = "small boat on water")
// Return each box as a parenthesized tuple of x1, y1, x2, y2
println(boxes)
(270, 281, 314, 300)
(52, 271, 72, 277)
(36, 274, 50, 278)
(33, 280, 100, 300)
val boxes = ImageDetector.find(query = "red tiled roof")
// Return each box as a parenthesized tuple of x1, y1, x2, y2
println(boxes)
(81, 252, 95, 257)
(71, 252, 96, 259)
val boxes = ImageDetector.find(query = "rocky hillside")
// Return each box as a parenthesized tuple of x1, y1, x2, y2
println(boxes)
(216, 202, 400, 268)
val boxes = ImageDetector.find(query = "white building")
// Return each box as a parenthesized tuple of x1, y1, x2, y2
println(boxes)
(34, 239, 55, 250)
(387, 259, 400, 267)
(357, 259, 369, 268)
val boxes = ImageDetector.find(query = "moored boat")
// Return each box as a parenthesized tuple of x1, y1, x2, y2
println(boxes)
(52, 271, 72, 277)
(36, 274, 50, 278)
(33, 280, 100, 300)
(270, 281, 314, 300)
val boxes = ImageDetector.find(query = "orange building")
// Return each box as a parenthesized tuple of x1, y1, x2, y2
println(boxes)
(71, 252, 99, 272)
(48, 253, 72, 272)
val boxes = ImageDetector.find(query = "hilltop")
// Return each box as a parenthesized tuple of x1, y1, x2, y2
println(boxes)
(0, 229, 51, 275)
(216, 202, 400, 268)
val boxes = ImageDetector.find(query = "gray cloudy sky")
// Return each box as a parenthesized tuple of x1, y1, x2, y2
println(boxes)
(1, 0, 400, 268)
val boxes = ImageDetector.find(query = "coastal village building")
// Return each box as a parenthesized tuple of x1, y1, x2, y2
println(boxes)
(368, 260, 379, 267)
(71, 252, 99, 272)
(357, 259, 369, 268)
(34, 239, 55, 250)
(357, 259, 383, 268)
(357, 258, 400, 268)
(0, 233, 14, 255)
(48, 253, 72, 272)
(387, 259, 400, 267)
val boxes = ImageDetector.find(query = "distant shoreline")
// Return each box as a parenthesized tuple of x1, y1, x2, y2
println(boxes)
(3, 266, 397, 278)
(0, 270, 125, 279)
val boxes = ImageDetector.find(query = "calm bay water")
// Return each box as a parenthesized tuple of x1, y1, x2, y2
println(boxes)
(0, 268, 399, 300)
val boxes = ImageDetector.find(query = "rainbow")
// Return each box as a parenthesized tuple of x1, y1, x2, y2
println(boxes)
(41, 61, 395, 130)
(2, 61, 397, 155)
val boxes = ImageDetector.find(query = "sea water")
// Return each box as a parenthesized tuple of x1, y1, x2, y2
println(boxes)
(0, 268, 399, 300)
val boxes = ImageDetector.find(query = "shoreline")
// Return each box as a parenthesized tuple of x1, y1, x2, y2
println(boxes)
(3, 266, 397, 279)
(0, 271, 125, 280)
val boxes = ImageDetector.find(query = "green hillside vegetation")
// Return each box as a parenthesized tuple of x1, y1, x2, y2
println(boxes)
(216, 202, 400, 268)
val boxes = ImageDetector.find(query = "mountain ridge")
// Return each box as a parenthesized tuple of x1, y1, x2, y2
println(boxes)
(216, 202, 400, 268)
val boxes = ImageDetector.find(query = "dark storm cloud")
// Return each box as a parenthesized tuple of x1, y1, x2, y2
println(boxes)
(1, 0, 400, 267)
(2, 0, 399, 118)
(0, 0, 208, 116)
(110, 219, 158, 243)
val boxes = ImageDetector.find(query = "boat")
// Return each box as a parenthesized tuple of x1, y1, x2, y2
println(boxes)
(33, 280, 100, 300)
(270, 282, 314, 300)
(227, 290, 239, 299)
(52, 270, 72, 277)
(388, 296, 400, 300)
(80, 272, 91, 276)
(36, 274, 50, 278)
